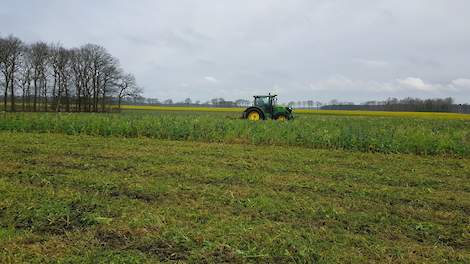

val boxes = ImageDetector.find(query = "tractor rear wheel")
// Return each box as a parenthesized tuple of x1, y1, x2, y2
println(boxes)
(246, 110, 262, 121)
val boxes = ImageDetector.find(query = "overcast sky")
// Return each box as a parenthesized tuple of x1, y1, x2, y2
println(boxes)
(1, 0, 469, 103)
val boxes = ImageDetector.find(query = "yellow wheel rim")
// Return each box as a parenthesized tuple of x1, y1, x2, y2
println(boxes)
(277, 115, 287, 121)
(248, 111, 260, 121)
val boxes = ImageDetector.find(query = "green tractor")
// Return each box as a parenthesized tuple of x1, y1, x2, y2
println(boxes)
(243, 94, 294, 121)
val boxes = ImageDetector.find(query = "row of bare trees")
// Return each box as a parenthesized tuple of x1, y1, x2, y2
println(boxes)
(0, 34, 141, 112)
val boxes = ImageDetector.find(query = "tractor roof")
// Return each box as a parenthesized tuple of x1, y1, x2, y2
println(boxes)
(254, 94, 277, 98)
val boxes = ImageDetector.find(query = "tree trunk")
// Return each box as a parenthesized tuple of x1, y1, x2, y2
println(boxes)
(10, 70, 15, 112)
(52, 72, 57, 110)
(55, 75, 61, 112)
(33, 77, 38, 112)
(3, 78, 8, 112)
(76, 84, 81, 112)
(101, 87, 106, 112)
(43, 78, 48, 112)
(65, 81, 70, 112)
(22, 81, 26, 112)
(26, 80, 31, 111)
(22, 92, 25, 111)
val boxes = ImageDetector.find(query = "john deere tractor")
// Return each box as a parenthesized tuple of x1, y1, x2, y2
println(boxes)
(243, 94, 293, 121)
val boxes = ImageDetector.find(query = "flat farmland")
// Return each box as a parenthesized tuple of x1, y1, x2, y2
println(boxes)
(120, 105, 470, 120)
(2, 110, 470, 156)
(0, 110, 469, 263)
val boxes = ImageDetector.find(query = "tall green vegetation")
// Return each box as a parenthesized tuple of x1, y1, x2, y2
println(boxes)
(1, 111, 469, 156)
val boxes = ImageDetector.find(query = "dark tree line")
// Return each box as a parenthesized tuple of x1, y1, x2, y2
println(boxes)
(322, 97, 470, 113)
(119, 96, 253, 108)
(0, 34, 141, 112)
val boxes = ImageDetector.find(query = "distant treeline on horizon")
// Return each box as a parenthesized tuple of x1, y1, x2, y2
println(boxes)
(120, 96, 470, 114)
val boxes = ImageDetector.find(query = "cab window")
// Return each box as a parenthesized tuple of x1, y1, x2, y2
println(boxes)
(272, 97, 277, 106)
(255, 97, 270, 107)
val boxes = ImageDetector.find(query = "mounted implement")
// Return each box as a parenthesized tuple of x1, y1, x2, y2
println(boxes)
(243, 94, 293, 121)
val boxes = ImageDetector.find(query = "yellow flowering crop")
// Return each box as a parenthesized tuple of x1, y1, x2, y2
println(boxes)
(121, 105, 470, 120)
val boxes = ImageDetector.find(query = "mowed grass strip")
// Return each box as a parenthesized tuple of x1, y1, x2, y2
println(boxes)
(0, 132, 469, 263)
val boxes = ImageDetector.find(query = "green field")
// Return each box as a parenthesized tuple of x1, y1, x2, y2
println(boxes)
(1, 110, 469, 263)
(1, 110, 470, 156)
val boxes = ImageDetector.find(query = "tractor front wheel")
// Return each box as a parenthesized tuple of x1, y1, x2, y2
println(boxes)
(246, 110, 262, 121)
(275, 114, 288, 121)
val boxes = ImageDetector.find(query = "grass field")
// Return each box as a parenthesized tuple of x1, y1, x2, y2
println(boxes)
(1, 109, 469, 263)
(1, 132, 469, 263)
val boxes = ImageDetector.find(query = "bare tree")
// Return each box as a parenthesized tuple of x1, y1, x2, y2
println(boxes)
(315, 101, 322, 110)
(88, 44, 105, 112)
(0, 36, 6, 110)
(30, 42, 49, 112)
(100, 59, 120, 112)
(78, 45, 94, 112)
(48, 44, 74, 112)
(117, 72, 141, 109)
(60, 49, 74, 112)
(235, 99, 250, 107)
(70, 48, 85, 111)
(0, 35, 23, 111)
(18, 45, 33, 111)
(50, 44, 60, 110)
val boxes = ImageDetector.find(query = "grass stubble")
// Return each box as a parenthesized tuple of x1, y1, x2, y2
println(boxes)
(0, 109, 469, 263)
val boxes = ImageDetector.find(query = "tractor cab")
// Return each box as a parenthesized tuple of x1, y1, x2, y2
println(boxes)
(254, 95, 277, 114)
(243, 94, 294, 121)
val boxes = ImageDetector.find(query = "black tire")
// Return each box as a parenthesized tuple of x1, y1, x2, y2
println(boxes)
(244, 107, 265, 120)
(274, 113, 289, 121)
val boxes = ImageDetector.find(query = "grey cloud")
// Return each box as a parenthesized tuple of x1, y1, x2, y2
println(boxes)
(1, 0, 470, 103)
